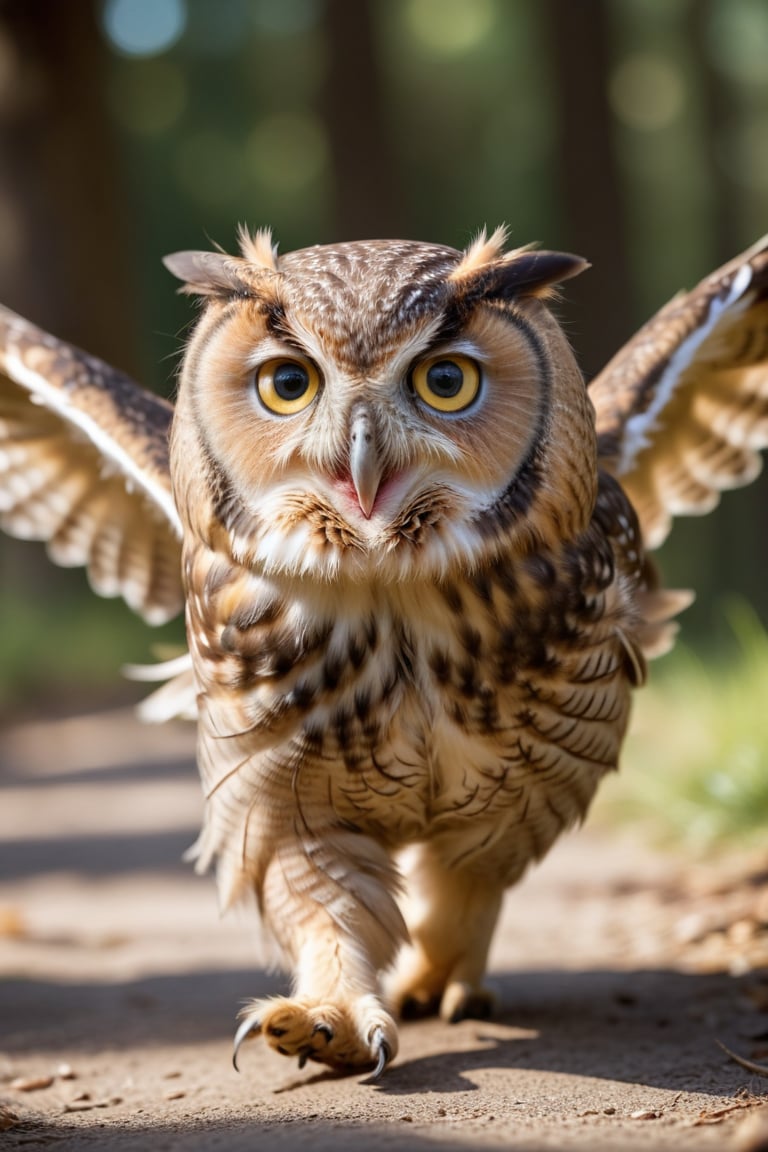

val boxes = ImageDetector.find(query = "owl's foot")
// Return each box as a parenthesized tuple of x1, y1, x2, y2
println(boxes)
(232, 993, 398, 1078)
(396, 977, 495, 1023)
(440, 980, 495, 1023)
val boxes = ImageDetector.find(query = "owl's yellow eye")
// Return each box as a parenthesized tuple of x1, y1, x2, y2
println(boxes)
(255, 357, 320, 415)
(410, 354, 480, 413)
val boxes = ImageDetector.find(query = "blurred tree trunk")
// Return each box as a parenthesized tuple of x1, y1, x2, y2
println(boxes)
(0, 0, 137, 369)
(321, 0, 403, 239)
(691, 2, 740, 264)
(541, 0, 631, 382)
(0, 2, 137, 599)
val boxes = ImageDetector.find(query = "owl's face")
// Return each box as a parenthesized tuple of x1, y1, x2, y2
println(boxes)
(169, 230, 595, 582)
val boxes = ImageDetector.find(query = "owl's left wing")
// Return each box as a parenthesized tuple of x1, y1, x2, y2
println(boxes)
(590, 236, 768, 549)
(0, 303, 184, 625)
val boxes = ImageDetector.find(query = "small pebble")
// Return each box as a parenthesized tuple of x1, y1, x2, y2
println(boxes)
(11, 1075, 54, 1093)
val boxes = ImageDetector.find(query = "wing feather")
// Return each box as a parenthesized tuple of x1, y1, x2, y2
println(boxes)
(590, 236, 768, 549)
(0, 304, 184, 625)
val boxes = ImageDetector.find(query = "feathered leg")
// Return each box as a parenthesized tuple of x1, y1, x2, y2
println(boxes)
(234, 829, 406, 1075)
(389, 843, 504, 1022)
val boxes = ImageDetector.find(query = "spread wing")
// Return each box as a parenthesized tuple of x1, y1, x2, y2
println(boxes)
(0, 303, 184, 625)
(590, 235, 768, 549)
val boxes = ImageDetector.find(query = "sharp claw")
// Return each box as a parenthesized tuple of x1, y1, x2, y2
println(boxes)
(361, 1028, 392, 1084)
(298, 1045, 312, 1070)
(311, 1022, 334, 1043)
(232, 1016, 261, 1072)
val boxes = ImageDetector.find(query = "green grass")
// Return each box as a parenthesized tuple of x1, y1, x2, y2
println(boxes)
(0, 588, 186, 717)
(593, 601, 768, 853)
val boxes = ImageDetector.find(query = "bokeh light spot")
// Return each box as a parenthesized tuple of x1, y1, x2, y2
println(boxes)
(109, 60, 187, 136)
(707, 0, 768, 87)
(175, 132, 247, 207)
(404, 0, 496, 56)
(717, 115, 768, 189)
(250, 0, 321, 36)
(183, 0, 250, 55)
(609, 54, 685, 132)
(247, 114, 329, 194)
(102, 0, 187, 58)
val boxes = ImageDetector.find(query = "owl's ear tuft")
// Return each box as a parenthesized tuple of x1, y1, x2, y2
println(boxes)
(500, 247, 590, 298)
(458, 247, 590, 305)
(162, 250, 256, 297)
(452, 226, 510, 278)
(237, 225, 280, 272)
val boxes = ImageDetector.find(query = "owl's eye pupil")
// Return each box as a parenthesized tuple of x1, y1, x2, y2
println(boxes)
(273, 362, 310, 400)
(255, 356, 320, 415)
(410, 353, 480, 414)
(425, 360, 464, 399)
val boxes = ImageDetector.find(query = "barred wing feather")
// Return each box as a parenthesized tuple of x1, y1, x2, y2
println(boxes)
(0, 303, 184, 625)
(590, 236, 768, 550)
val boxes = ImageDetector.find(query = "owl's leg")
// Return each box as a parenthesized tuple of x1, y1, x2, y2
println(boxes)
(388, 843, 504, 1023)
(233, 830, 405, 1077)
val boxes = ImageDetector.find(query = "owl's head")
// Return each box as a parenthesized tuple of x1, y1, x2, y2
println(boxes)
(167, 228, 594, 583)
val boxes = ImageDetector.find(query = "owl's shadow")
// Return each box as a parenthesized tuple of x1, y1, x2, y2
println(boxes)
(364, 966, 755, 1098)
(0, 961, 755, 1104)
(0, 744, 758, 1104)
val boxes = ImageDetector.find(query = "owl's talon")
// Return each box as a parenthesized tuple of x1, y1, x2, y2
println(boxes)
(233, 996, 398, 1074)
(232, 1015, 262, 1072)
(362, 1028, 392, 1083)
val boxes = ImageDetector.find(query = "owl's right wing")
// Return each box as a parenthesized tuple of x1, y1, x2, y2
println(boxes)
(0, 303, 184, 626)
(589, 235, 768, 550)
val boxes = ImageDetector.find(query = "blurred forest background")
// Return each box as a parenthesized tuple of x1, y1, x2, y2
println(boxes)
(0, 0, 766, 732)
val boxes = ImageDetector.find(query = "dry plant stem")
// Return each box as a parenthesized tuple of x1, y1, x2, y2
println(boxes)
(717, 1040, 768, 1079)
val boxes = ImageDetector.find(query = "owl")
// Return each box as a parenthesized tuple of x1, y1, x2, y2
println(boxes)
(1, 227, 767, 1079)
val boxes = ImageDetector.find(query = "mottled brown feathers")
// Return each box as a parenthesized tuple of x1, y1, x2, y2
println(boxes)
(166, 232, 650, 1074)
(0, 228, 765, 1076)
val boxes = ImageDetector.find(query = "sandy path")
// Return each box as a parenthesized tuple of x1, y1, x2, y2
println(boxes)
(1, 707, 767, 1150)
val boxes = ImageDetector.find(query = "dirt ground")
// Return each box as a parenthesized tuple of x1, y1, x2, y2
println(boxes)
(2, 706, 768, 1152)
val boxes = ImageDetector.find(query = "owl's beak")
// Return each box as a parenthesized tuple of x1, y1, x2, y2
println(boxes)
(349, 408, 383, 519)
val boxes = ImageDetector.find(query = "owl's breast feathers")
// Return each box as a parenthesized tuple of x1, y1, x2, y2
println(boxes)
(185, 469, 653, 902)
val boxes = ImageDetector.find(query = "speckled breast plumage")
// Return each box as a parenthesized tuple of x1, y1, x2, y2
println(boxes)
(184, 467, 643, 910)
(2, 224, 765, 1074)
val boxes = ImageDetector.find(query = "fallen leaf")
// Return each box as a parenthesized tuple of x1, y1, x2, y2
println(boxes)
(0, 1105, 19, 1131)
